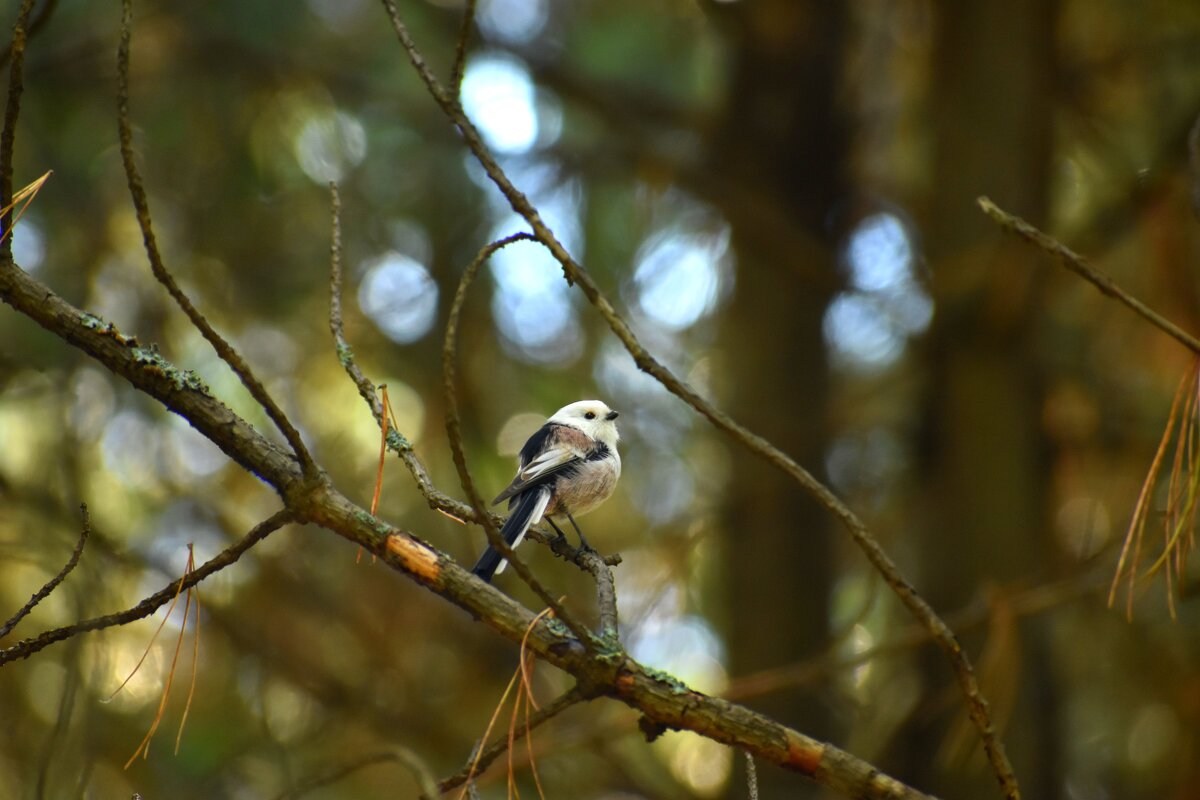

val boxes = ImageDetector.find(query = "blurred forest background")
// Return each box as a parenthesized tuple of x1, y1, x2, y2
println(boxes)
(2, 0, 1199, 798)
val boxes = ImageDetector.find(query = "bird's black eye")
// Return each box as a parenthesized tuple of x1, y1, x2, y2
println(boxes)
(584, 411, 596, 420)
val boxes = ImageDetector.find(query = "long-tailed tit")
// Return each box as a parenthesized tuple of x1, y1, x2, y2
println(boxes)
(472, 400, 622, 583)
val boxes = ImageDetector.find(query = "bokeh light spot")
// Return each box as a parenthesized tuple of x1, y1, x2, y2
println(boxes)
(489, 219, 582, 364)
(633, 229, 728, 330)
(478, 0, 548, 44)
(12, 217, 45, 272)
(825, 211, 932, 371)
(824, 293, 904, 368)
(496, 412, 547, 456)
(358, 252, 439, 344)
(846, 212, 912, 292)
(462, 54, 538, 154)
(294, 109, 366, 183)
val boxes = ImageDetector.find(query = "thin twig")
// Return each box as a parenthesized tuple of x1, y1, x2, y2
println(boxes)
(117, 0, 317, 475)
(577, 549, 619, 640)
(327, 181, 483, 521)
(0, 509, 292, 666)
(273, 747, 440, 800)
(978, 196, 1200, 355)
(449, 0, 477, 98)
(441, 232, 596, 646)
(0, 0, 55, 69)
(437, 687, 585, 795)
(379, 5, 1019, 798)
(0, 0, 36, 256)
(0, 502, 91, 640)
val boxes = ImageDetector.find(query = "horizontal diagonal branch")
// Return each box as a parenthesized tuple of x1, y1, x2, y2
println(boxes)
(978, 196, 1200, 354)
(0, 509, 292, 665)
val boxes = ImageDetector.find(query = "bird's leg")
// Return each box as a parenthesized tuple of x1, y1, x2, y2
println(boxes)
(565, 510, 593, 552)
(546, 517, 569, 545)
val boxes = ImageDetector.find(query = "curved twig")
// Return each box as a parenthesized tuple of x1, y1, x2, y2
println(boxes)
(117, 0, 316, 476)
(441, 232, 596, 646)
(378, 4, 1019, 797)
(0, 0, 55, 70)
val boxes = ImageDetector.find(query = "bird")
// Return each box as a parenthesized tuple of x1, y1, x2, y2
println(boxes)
(471, 399, 622, 583)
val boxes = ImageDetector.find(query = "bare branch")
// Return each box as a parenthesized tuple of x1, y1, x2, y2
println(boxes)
(378, 4, 1018, 797)
(0, 502, 91, 640)
(577, 549, 619, 641)
(449, 0, 477, 98)
(117, 0, 317, 475)
(0, 0, 36, 256)
(0, 0, 56, 70)
(0, 509, 292, 666)
(978, 196, 1200, 355)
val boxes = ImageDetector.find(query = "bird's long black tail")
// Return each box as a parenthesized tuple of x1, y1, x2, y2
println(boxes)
(471, 488, 550, 583)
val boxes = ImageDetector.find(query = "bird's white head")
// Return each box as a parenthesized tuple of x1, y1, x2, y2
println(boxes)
(549, 399, 621, 448)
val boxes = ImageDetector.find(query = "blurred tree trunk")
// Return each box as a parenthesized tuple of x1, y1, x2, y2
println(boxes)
(707, 2, 846, 796)
(909, 1, 1059, 796)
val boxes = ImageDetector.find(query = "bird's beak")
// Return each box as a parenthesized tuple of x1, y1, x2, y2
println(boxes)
(605, 410, 619, 421)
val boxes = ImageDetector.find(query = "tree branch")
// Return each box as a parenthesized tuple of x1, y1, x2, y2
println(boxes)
(449, 0, 477, 98)
(0, 0, 36, 254)
(978, 195, 1200, 355)
(117, 0, 317, 475)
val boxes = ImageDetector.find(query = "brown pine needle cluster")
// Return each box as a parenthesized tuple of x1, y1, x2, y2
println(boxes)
(360, 384, 402, 564)
(105, 544, 202, 769)
(460, 606, 555, 800)
(1, 169, 51, 243)
(1110, 357, 1200, 619)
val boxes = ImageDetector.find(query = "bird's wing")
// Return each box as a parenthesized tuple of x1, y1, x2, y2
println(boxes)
(492, 424, 592, 505)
